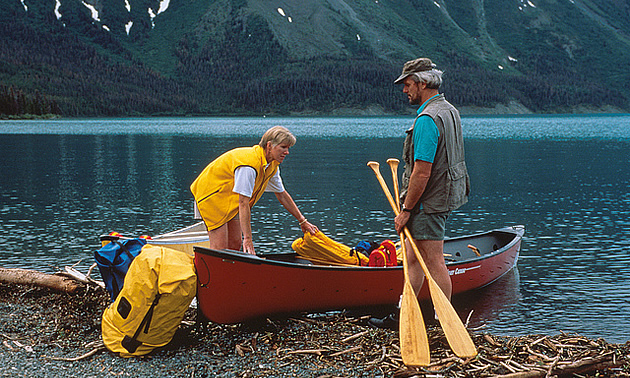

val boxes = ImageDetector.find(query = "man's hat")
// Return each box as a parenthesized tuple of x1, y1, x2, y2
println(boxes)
(393, 58, 436, 84)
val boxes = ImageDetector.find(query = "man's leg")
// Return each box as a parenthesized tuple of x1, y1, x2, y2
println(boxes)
(405, 238, 425, 296)
(369, 212, 450, 329)
(409, 239, 451, 300)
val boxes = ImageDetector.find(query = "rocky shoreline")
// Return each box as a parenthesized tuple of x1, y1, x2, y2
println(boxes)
(1, 282, 628, 377)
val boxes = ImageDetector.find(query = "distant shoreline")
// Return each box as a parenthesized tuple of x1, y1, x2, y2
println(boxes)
(1, 105, 628, 120)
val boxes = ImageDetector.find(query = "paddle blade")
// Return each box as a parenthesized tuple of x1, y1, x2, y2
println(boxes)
(399, 282, 430, 366)
(428, 279, 477, 358)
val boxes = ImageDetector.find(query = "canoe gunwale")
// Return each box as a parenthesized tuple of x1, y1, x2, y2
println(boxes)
(192, 225, 525, 271)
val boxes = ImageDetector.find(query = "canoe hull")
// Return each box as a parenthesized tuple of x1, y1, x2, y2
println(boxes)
(193, 226, 524, 324)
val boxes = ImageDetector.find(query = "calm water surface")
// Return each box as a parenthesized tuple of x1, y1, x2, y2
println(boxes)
(1, 115, 629, 343)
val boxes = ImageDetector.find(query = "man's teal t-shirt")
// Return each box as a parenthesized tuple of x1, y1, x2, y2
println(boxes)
(413, 94, 440, 163)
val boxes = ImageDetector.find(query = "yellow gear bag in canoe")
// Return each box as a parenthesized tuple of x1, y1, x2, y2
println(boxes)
(291, 231, 369, 266)
(101, 244, 197, 357)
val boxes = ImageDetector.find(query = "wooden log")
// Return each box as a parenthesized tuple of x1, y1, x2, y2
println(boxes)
(0, 267, 81, 293)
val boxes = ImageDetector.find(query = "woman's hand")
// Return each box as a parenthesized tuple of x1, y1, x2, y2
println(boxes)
(242, 237, 256, 255)
(300, 219, 318, 235)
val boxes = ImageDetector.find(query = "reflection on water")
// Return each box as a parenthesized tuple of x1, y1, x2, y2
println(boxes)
(1, 116, 630, 343)
(454, 268, 521, 329)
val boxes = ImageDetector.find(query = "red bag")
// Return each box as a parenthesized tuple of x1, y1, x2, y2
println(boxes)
(368, 240, 397, 267)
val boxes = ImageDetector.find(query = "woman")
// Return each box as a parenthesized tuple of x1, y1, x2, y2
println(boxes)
(190, 126, 318, 254)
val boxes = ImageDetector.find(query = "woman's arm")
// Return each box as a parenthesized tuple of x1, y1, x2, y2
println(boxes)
(275, 190, 318, 234)
(238, 194, 256, 254)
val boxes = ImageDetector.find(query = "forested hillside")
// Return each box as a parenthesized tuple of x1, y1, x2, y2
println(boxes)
(1, 0, 629, 117)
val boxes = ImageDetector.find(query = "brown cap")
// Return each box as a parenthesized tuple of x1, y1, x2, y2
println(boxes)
(393, 58, 436, 84)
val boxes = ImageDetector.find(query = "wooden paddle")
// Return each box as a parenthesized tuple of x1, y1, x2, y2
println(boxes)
(387, 158, 401, 210)
(368, 161, 477, 358)
(385, 159, 430, 366)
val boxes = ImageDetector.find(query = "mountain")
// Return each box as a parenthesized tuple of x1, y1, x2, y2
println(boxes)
(1, 0, 629, 117)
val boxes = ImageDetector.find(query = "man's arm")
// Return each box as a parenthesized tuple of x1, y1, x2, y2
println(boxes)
(395, 160, 432, 234)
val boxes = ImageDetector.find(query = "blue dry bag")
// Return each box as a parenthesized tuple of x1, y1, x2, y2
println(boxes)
(95, 238, 147, 301)
(353, 240, 379, 259)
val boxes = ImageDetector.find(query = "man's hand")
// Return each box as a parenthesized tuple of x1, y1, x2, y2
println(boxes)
(395, 211, 411, 234)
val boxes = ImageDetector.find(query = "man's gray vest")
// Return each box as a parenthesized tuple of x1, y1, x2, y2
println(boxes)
(401, 94, 470, 213)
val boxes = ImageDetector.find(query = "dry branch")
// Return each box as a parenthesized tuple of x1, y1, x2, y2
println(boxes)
(43, 346, 105, 362)
(62, 265, 105, 289)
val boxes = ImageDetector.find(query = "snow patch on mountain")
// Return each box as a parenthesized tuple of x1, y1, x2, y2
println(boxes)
(277, 7, 293, 23)
(55, 0, 61, 19)
(518, 0, 537, 11)
(82, 1, 100, 22)
(157, 0, 170, 14)
(148, 0, 171, 28)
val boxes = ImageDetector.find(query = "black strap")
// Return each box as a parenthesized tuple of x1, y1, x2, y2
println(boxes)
(111, 273, 120, 298)
(114, 240, 136, 261)
(142, 294, 161, 334)
(121, 293, 161, 353)
(136, 293, 161, 337)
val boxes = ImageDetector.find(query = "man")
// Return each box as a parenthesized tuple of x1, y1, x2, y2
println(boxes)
(369, 58, 470, 329)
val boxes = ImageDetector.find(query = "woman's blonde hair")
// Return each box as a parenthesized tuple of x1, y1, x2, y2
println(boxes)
(259, 126, 296, 148)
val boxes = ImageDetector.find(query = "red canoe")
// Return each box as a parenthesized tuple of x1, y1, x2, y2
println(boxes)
(193, 225, 524, 324)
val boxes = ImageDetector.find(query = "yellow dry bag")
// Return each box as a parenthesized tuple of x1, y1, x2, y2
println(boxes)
(101, 245, 197, 357)
(292, 231, 369, 266)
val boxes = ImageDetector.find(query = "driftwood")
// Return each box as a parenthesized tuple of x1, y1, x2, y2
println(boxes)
(61, 264, 105, 289)
(44, 346, 104, 362)
(43, 341, 106, 362)
(1, 279, 628, 376)
(266, 316, 629, 377)
(0, 267, 81, 293)
(488, 354, 623, 378)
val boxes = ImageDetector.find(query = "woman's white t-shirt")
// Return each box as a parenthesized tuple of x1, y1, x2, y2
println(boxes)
(233, 165, 285, 197)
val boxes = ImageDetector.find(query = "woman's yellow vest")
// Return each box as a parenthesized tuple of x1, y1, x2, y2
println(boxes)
(190, 145, 279, 231)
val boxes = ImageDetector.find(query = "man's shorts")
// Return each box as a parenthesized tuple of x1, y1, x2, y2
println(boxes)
(407, 211, 450, 240)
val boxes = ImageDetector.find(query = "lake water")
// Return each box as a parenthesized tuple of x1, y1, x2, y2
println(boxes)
(1, 115, 629, 343)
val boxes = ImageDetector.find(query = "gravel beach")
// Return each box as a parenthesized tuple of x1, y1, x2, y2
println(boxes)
(1, 281, 629, 377)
